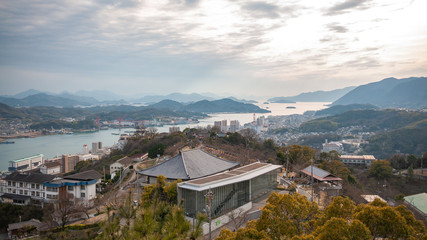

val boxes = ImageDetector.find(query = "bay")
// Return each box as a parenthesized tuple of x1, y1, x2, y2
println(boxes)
(0, 102, 329, 170)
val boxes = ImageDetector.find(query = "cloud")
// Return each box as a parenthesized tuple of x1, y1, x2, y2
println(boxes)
(242, 1, 280, 18)
(326, 0, 372, 15)
(327, 23, 348, 33)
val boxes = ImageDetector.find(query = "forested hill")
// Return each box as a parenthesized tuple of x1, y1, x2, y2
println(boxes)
(332, 77, 427, 109)
(183, 98, 270, 113)
(363, 119, 427, 158)
(300, 109, 427, 133)
(0, 103, 206, 122)
(147, 98, 269, 113)
(315, 104, 378, 116)
(268, 86, 356, 103)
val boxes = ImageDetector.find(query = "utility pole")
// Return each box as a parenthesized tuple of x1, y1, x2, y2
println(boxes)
(286, 148, 289, 179)
(205, 188, 214, 240)
(311, 158, 314, 202)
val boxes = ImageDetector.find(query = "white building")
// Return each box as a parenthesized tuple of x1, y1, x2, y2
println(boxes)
(40, 162, 61, 175)
(322, 140, 344, 153)
(1, 170, 101, 206)
(79, 154, 99, 161)
(82, 144, 89, 154)
(110, 157, 134, 175)
(8, 154, 44, 172)
(229, 120, 240, 132)
(340, 155, 376, 166)
(117, 134, 130, 150)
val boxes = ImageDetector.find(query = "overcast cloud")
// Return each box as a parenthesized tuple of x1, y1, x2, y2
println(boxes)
(0, 0, 426, 99)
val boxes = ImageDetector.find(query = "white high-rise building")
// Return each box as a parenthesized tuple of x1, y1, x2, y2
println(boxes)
(82, 144, 89, 154)
(229, 120, 240, 132)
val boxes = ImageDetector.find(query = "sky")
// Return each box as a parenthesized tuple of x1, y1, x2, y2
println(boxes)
(0, 0, 426, 99)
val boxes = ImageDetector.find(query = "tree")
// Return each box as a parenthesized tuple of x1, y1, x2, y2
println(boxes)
(323, 196, 356, 221)
(313, 218, 371, 240)
(277, 145, 316, 171)
(256, 192, 320, 239)
(407, 164, 414, 181)
(148, 143, 165, 158)
(52, 194, 78, 228)
(227, 208, 249, 232)
(354, 203, 412, 239)
(217, 191, 427, 240)
(319, 160, 350, 180)
(389, 154, 408, 169)
(369, 160, 393, 180)
(146, 127, 158, 137)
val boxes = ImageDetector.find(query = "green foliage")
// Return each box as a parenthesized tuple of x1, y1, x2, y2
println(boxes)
(363, 119, 427, 158)
(148, 143, 166, 158)
(98, 176, 201, 240)
(313, 218, 371, 240)
(369, 160, 393, 180)
(300, 119, 339, 132)
(0, 203, 44, 232)
(407, 165, 414, 181)
(302, 109, 427, 133)
(30, 119, 97, 130)
(395, 193, 405, 202)
(276, 145, 316, 170)
(319, 160, 350, 180)
(217, 194, 427, 240)
(263, 139, 277, 150)
(256, 192, 320, 239)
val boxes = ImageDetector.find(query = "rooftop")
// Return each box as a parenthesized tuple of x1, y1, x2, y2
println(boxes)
(340, 155, 376, 160)
(64, 170, 102, 181)
(117, 157, 134, 166)
(361, 195, 386, 203)
(4, 172, 57, 184)
(42, 161, 61, 168)
(139, 148, 239, 180)
(404, 192, 427, 215)
(178, 162, 281, 191)
(10, 154, 43, 163)
(1, 193, 32, 201)
(300, 165, 342, 181)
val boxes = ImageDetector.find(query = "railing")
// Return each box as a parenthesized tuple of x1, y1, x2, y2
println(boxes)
(213, 189, 237, 216)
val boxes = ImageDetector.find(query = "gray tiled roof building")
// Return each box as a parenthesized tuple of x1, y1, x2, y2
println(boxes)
(139, 148, 239, 181)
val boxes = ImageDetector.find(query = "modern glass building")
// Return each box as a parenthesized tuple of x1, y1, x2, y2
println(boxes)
(178, 162, 280, 218)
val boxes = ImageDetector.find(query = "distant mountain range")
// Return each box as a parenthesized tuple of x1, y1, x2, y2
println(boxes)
(0, 97, 268, 123)
(134, 93, 215, 104)
(332, 77, 427, 109)
(148, 98, 269, 113)
(0, 93, 94, 107)
(0, 89, 261, 108)
(268, 86, 356, 103)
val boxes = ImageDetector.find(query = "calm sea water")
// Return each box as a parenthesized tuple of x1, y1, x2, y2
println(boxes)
(0, 102, 329, 170)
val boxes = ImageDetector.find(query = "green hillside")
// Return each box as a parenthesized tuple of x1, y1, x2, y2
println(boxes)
(300, 109, 427, 132)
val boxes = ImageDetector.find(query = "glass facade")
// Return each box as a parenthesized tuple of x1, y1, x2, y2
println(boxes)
(181, 169, 277, 218)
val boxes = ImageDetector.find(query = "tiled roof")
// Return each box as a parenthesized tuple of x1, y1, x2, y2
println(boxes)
(301, 165, 342, 181)
(63, 170, 102, 181)
(4, 172, 56, 184)
(1, 193, 31, 201)
(139, 148, 239, 180)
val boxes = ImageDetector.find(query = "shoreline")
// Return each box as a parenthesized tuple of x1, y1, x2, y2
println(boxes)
(0, 131, 44, 141)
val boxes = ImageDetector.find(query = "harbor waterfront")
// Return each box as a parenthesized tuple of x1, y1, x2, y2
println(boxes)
(0, 102, 329, 171)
